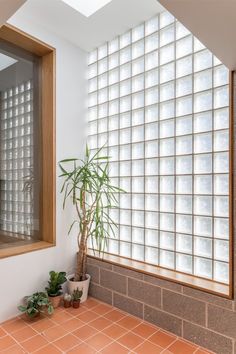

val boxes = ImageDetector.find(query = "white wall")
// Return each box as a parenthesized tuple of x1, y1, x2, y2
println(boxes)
(0, 13, 87, 322)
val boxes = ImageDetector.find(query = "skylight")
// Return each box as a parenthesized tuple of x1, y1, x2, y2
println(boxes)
(62, 0, 112, 17)
(0, 53, 17, 71)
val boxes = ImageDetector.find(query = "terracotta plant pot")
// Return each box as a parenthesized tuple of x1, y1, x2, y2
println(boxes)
(64, 300, 72, 308)
(48, 295, 62, 308)
(72, 300, 80, 309)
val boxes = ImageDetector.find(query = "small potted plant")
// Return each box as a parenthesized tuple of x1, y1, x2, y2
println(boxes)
(45, 271, 67, 308)
(18, 292, 53, 319)
(72, 288, 83, 309)
(63, 293, 72, 308)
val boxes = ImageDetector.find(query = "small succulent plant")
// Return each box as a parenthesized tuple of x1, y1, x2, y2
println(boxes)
(64, 293, 72, 301)
(72, 288, 83, 302)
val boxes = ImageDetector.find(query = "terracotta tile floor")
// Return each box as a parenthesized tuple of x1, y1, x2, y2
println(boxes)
(0, 297, 214, 353)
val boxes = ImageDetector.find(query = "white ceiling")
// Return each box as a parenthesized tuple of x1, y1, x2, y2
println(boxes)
(0, 53, 17, 71)
(8, 0, 164, 52)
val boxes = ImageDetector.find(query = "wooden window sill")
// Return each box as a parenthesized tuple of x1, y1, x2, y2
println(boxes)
(0, 241, 55, 259)
(87, 250, 230, 299)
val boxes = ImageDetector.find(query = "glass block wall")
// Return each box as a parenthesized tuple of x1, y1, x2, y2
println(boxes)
(87, 11, 230, 284)
(0, 80, 34, 239)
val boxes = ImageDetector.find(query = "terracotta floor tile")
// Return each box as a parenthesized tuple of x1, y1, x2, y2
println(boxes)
(168, 339, 198, 354)
(20, 334, 48, 352)
(0, 327, 7, 337)
(104, 309, 126, 322)
(73, 324, 98, 341)
(31, 318, 56, 332)
(134, 340, 163, 354)
(102, 323, 127, 339)
(83, 298, 101, 309)
(86, 332, 113, 351)
(132, 323, 157, 339)
(2, 344, 25, 353)
(77, 310, 99, 323)
(89, 317, 112, 330)
(117, 316, 142, 330)
(64, 307, 84, 316)
(50, 311, 73, 324)
(92, 303, 112, 315)
(195, 349, 214, 354)
(11, 326, 37, 342)
(67, 342, 96, 354)
(53, 333, 80, 351)
(1, 319, 27, 333)
(60, 317, 84, 332)
(118, 332, 144, 350)
(149, 330, 176, 348)
(100, 341, 130, 354)
(34, 343, 62, 353)
(0, 336, 17, 351)
(43, 325, 68, 341)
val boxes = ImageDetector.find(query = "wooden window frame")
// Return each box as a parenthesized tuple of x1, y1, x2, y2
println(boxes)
(0, 24, 56, 258)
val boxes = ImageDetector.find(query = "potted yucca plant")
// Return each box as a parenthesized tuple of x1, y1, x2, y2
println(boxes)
(59, 146, 123, 302)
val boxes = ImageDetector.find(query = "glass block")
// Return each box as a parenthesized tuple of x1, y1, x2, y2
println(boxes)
(109, 208, 119, 223)
(194, 196, 212, 216)
(160, 100, 175, 120)
(120, 225, 131, 241)
(98, 118, 107, 133)
(119, 79, 131, 97)
(214, 56, 222, 66)
(132, 177, 144, 193)
(88, 63, 97, 79)
(145, 50, 158, 70)
(176, 36, 192, 58)
(120, 177, 131, 193)
(160, 157, 174, 175)
(120, 209, 131, 225)
(145, 246, 159, 264)
(160, 11, 174, 28)
(214, 108, 229, 130)
(145, 195, 158, 211)
(132, 194, 144, 210)
(160, 62, 175, 83)
(160, 82, 175, 102)
(195, 237, 212, 258)
(160, 250, 174, 269)
(176, 22, 190, 39)
(214, 86, 229, 109)
(194, 91, 212, 113)
(98, 43, 107, 59)
(132, 125, 144, 142)
(132, 24, 144, 42)
(160, 213, 174, 232)
(160, 24, 174, 46)
(160, 195, 174, 212)
(160, 119, 174, 138)
(98, 88, 108, 104)
(87, 135, 97, 149)
(194, 50, 212, 72)
(194, 111, 212, 133)
(120, 46, 131, 65)
(109, 115, 119, 130)
(132, 39, 144, 59)
(214, 65, 228, 87)
(215, 240, 229, 262)
(214, 152, 229, 173)
(194, 37, 205, 52)
(146, 33, 158, 53)
(88, 92, 97, 107)
(120, 144, 131, 161)
(132, 244, 144, 261)
(194, 69, 212, 92)
(194, 154, 212, 174)
(146, 176, 159, 193)
(98, 132, 107, 147)
(108, 37, 119, 54)
(214, 196, 229, 217)
(195, 175, 212, 194)
(214, 130, 229, 151)
(120, 128, 131, 144)
(176, 233, 192, 253)
(132, 108, 144, 126)
(132, 74, 144, 93)
(194, 133, 212, 153)
(146, 87, 159, 105)
(160, 138, 174, 157)
(176, 176, 192, 194)
(214, 218, 229, 239)
(195, 257, 212, 278)
(120, 161, 131, 176)
(176, 135, 192, 155)
(145, 105, 158, 123)
(132, 57, 144, 76)
(146, 158, 159, 175)
(160, 44, 174, 65)
(88, 120, 97, 135)
(88, 77, 97, 93)
(132, 159, 144, 176)
(88, 49, 97, 64)
(108, 239, 119, 255)
(214, 261, 229, 284)
(145, 69, 158, 89)
(98, 58, 108, 75)
(176, 254, 192, 273)
(176, 55, 192, 78)
(214, 174, 229, 195)
(109, 146, 119, 161)
(132, 92, 144, 109)
(120, 241, 131, 257)
(145, 15, 159, 35)
(176, 76, 192, 98)
(120, 63, 131, 81)
(194, 216, 212, 237)
(160, 176, 174, 193)
(176, 195, 192, 214)
(120, 31, 131, 49)
(109, 130, 119, 146)
(133, 211, 144, 227)
(133, 227, 144, 244)
(176, 155, 192, 174)
(120, 96, 131, 113)
(160, 231, 174, 250)
(109, 53, 119, 70)
(145, 141, 158, 158)
(176, 214, 192, 234)
(176, 116, 192, 136)
(120, 112, 131, 129)
(109, 68, 119, 85)
(98, 73, 108, 89)
(132, 142, 144, 159)
(108, 100, 118, 117)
